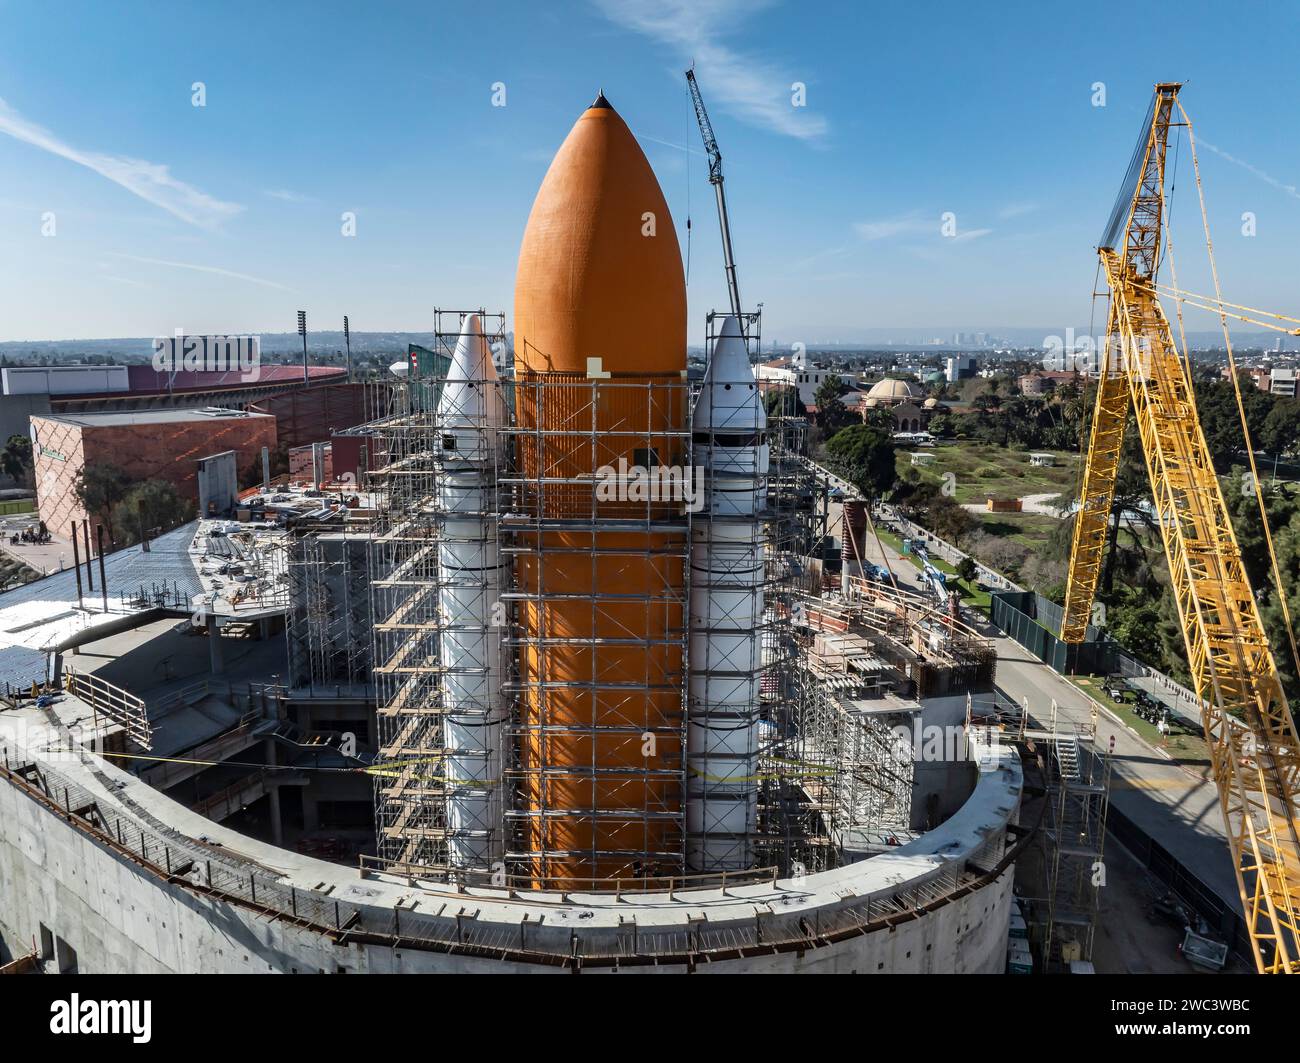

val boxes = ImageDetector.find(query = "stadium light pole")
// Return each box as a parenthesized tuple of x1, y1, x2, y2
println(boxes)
(297, 310, 308, 385)
(343, 315, 352, 382)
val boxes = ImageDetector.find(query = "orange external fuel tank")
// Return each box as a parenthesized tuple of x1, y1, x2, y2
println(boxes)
(513, 94, 687, 884)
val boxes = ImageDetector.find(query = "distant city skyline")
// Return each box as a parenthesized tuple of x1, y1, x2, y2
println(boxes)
(3, 1, 1300, 345)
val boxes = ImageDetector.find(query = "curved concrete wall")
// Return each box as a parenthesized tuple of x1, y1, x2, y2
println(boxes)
(0, 725, 1020, 974)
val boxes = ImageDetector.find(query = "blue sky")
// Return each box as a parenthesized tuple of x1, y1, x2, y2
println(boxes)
(2, 0, 1299, 346)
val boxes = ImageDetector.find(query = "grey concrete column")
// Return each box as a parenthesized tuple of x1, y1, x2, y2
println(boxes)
(207, 617, 224, 674)
(264, 738, 283, 846)
(302, 794, 319, 833)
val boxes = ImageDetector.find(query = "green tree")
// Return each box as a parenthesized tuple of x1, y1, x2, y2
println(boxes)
(764, 385, 803, 419)
(975, 377, 1002, 408)
(75, 463, 132, 544)
(825, 424, 896, 497)
(1104, 584, 1165, 664)
(1193, 370, 1275, 469)
(1223, 473, 1300, 702)
(1098, 428, 1158, 595)
(0, 434, 33, 486)
(892, 478, 978, 547)
(1260, 399, 1300, 458)
(861, 404, 896, 432)
(955, 555, 978, 585)
(928, 413, 955, 439)
(111, 479, 194, 546)
(814, 375, 852, 431)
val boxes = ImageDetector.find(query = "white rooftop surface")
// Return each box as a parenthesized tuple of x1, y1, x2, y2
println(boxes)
(190, 484, 373, 622)
(0, 521, 203, 688)
(40, 407, 273, 428)
(191, 517, 290, 621)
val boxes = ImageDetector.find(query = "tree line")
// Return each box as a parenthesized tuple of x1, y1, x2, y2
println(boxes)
(793, 366, 1300, 703)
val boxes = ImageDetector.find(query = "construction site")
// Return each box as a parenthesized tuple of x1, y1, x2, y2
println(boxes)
(0, 77, 1295, 977)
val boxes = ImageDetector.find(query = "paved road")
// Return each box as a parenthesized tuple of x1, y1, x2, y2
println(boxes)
(1124, 672, 1204, 732)
(853, 521, 1241, 917)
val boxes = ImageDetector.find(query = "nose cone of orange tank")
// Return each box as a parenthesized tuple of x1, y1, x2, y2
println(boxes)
(514, 94, 686, 376)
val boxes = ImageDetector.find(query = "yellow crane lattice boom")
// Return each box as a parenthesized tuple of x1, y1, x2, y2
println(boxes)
(1061, 83, 1300, 974)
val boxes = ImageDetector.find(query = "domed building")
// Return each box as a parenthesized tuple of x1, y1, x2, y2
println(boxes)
(866, 378, 922, 404)
(861, 377, 943, 433)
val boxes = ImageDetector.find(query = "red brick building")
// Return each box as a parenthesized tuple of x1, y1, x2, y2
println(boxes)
(31, 408, 277, 540)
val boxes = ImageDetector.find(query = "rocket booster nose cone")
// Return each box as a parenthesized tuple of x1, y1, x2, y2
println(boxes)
(440, 313, 505, 432)
(695, 315, 764, 431)
(703, 317, 753, 386)
(448, 313, 499, 384)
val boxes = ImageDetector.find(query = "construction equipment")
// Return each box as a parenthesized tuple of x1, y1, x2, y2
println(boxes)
(686, 67, 743, 319)
(1061, 83, 1300, 973)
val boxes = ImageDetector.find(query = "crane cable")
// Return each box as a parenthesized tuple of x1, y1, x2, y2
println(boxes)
(1176, 99, 1300, 692)
(1134, 279, 1300, 336)
(1163, 123, 1200, 394)
(1148, 280, 1300, 332)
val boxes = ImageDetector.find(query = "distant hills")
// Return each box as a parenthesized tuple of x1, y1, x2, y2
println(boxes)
(0, 331, 447, 369)
(0, 328, 1289, 363)
(0, 332, 440, 362)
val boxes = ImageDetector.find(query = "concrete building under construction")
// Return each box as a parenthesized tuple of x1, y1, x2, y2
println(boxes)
(0, 93, 1021, 974)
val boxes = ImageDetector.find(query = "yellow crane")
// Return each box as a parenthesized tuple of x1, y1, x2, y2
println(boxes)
(1061, 82, 1300, 973)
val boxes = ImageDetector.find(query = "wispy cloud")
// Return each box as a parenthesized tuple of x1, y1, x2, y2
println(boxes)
(1195, 137, 1300, 200)
(634, 132, 707, 157)
(998, 201, 1038, 220)
(263, 188, 316, 204)
(0, 97, 242, 229)
(855, 214, 928, 241)
(593, 0, 827, 142)
(854, 212, 992, 243)
(107, 252, 293, 292)
(791, 244, 850, 270)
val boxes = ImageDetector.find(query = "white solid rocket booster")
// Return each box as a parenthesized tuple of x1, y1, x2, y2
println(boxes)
(436, 314, 508, 869)
(687, 315, 769, 872)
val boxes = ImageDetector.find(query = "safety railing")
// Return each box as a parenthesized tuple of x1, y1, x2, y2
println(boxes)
(63, 667, 152, 749)
(0, 733, 1026, 969)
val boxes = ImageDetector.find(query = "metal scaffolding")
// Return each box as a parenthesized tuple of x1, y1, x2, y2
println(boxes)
(368, 310, 508, 874)
(362, 308, 996, 890)
(1041, 703, 1112, 969)
(500, 372, 693, 885)
(286, 528, 374, 694)
(793, 668, 915, 857)
(740, 375, 837, 875)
